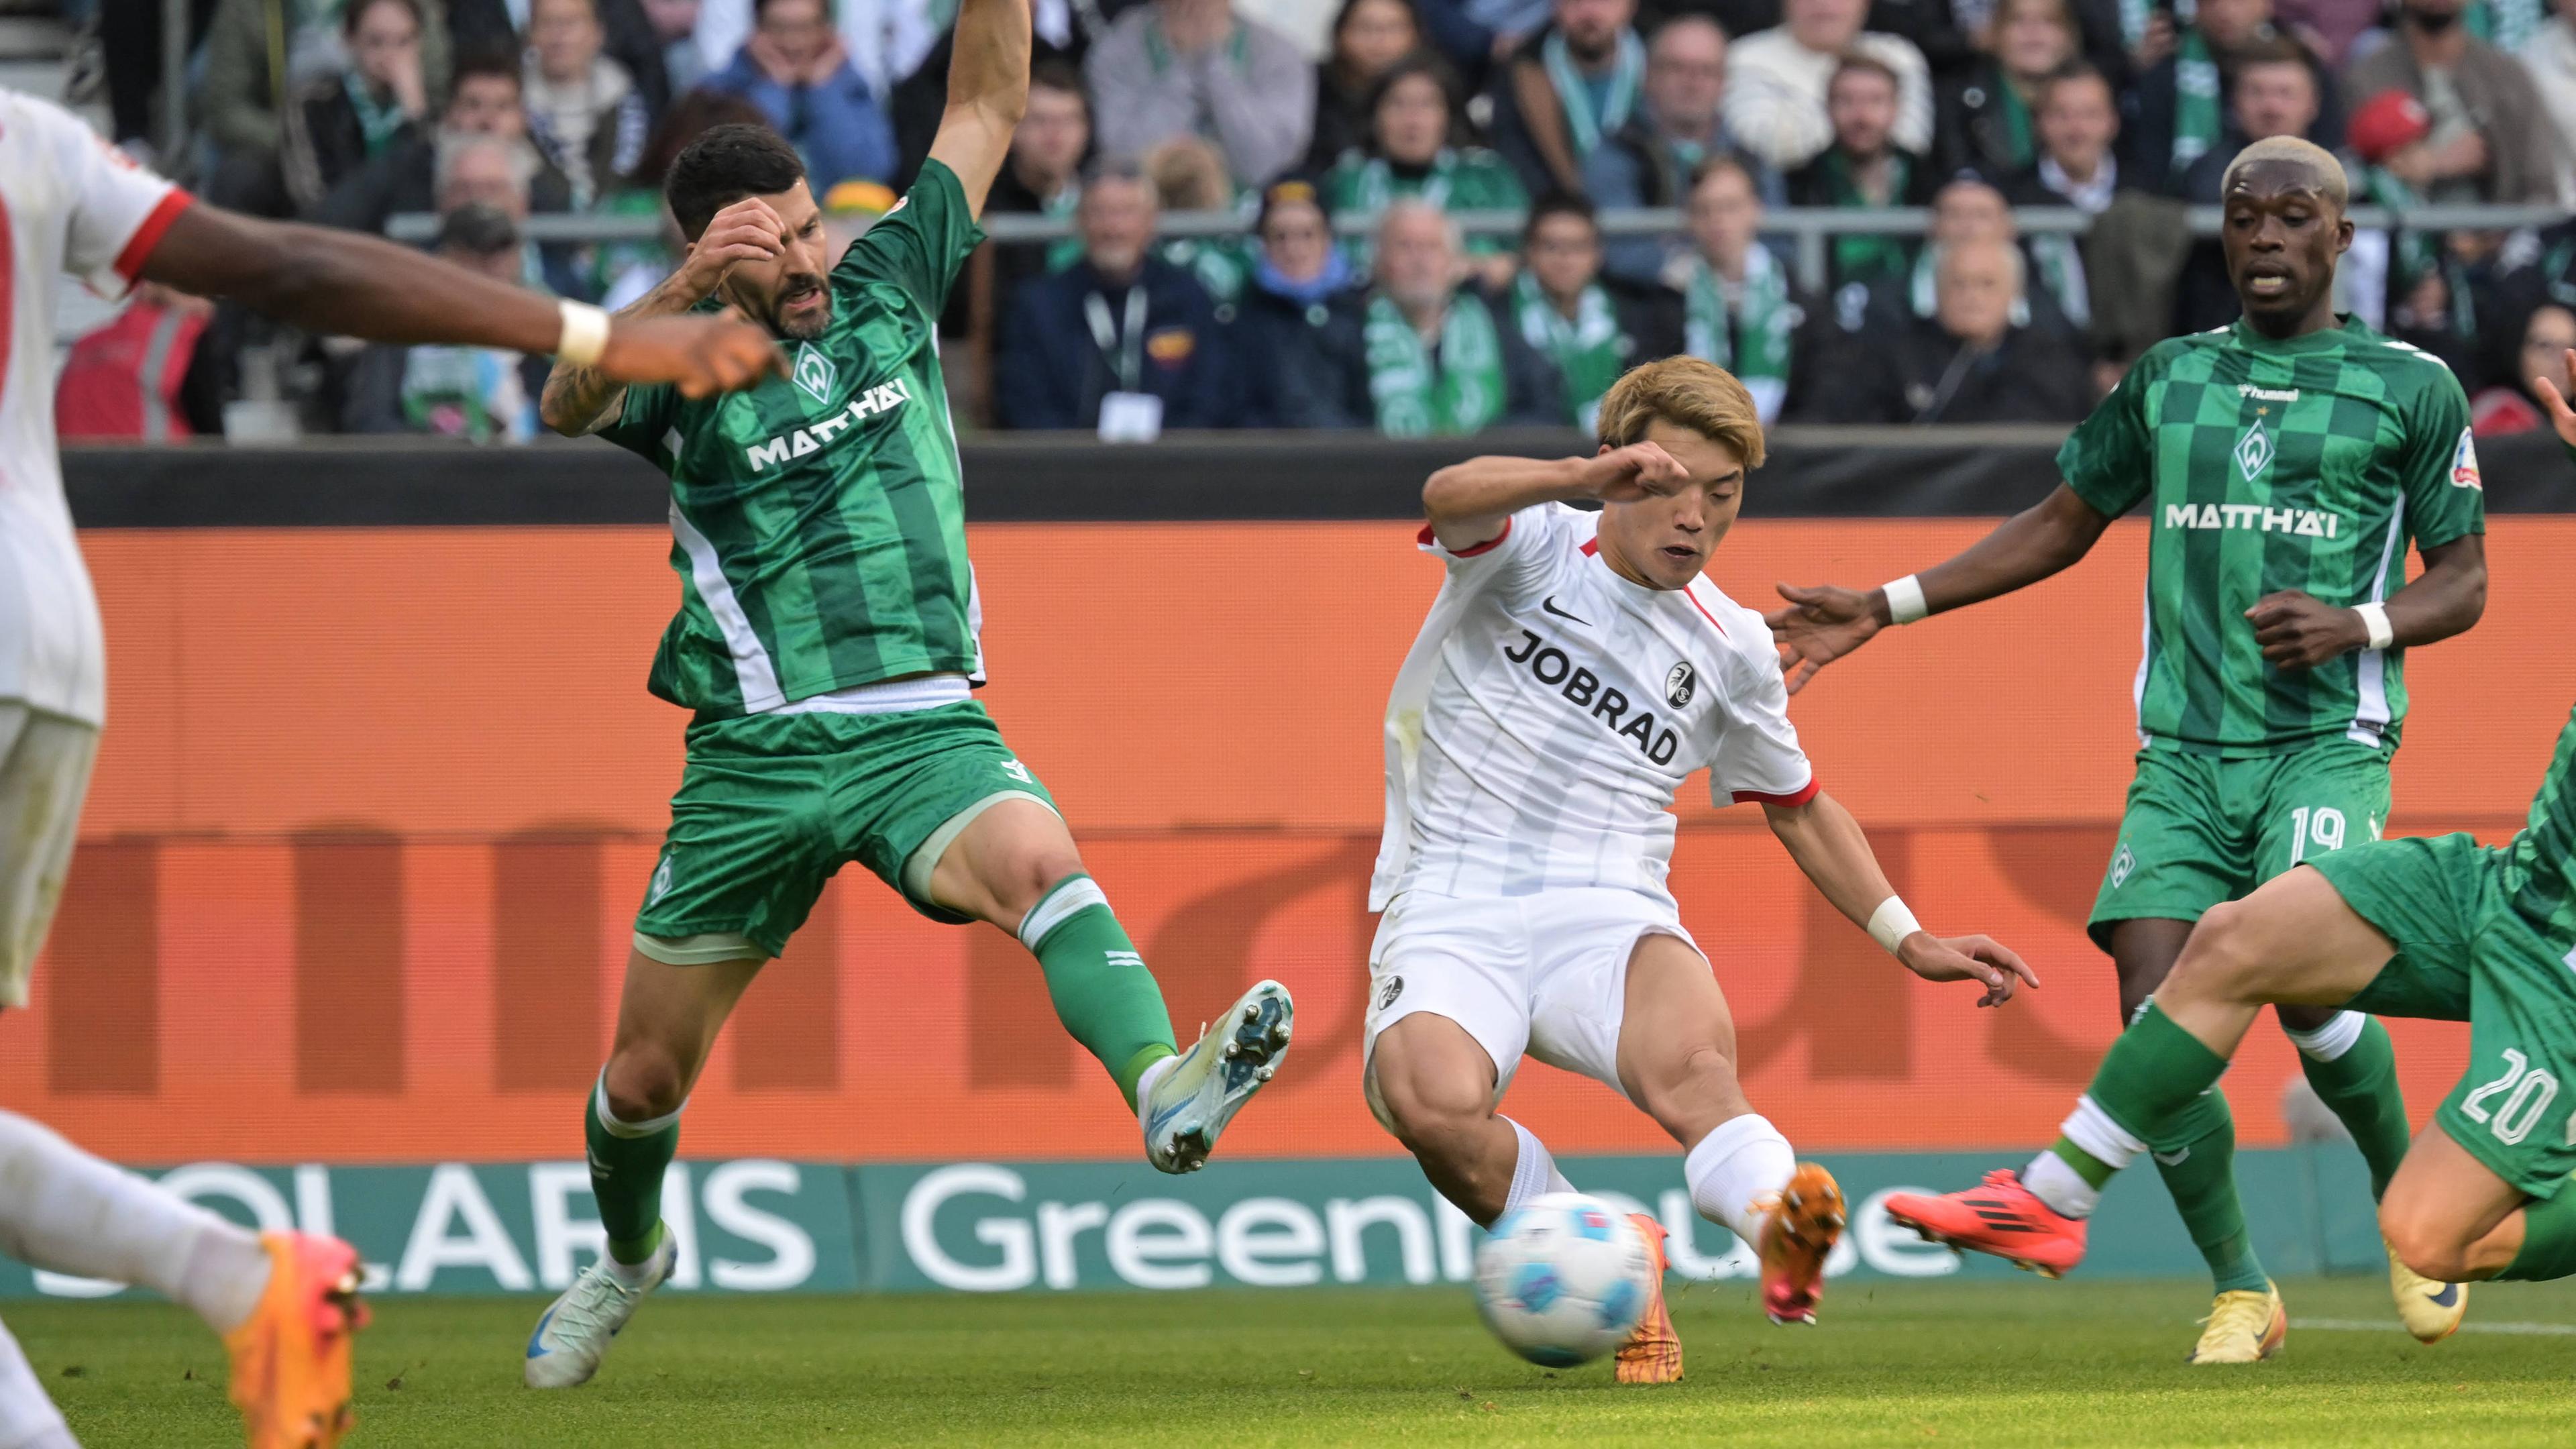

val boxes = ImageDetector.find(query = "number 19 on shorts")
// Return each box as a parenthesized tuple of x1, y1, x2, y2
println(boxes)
(2460, 1049, 2567, 1147)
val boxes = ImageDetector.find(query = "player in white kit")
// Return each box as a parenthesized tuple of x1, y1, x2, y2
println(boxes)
(0, 89, 777, 1447)
(1364, 358, 2039, 1383)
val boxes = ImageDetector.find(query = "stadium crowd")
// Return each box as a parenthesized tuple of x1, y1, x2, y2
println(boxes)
(48, 0, 2576, 439)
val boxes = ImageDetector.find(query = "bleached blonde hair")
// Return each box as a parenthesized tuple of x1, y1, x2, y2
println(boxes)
(2220, 136, 2350, 211)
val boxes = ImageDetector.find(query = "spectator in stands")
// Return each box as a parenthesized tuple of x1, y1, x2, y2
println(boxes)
(1675, 154, 1802, 424)
(591, 90, 770, 307)
(279, 0, 433, 216)
(1234, 176, 1377, 426)
(1825, 236, 2092, 421)
(2000, 63, 2123, 209)
(453, 0, 676, 117)
(1321, 54, 1528, 280)
(1722, 0, 1933, 172)
(1507, 194, 1682, 429)
(2170, 43, 2320, 330)
(1786, 54, 1938, 294)
(1588, 16, 1776, 284)
(996, 160, 1236, 430)
(2273, 0, 2382, 65)
(1934, 0, 2079, 178)
(985, 60, 1094, 298)
(2469, 304, 2576, 435)
(1087, 0, 1317, 189)
(201, 0, 455, 212)
(316, 49, 576, 234)
(2121, 0, 2338, 193)
(437, 132, 590, 297)
(702, 0, 901, 190)
(2536, 0, 2576, 202)
(695, 0, 940, 103)
(341, 205, 542, 440)
(525, 0, 654, 206)
(642, 0, 712, 91)
(1309, 0, 1428, 168)
(2345, 0, 2565, 204)
(54, 284, 218, 443)
(1486, 0, 1649, 196)
(1148, 138, 1257, 311)
(1354, 199, 1565, 433)
(1415, 0, 1554, 75)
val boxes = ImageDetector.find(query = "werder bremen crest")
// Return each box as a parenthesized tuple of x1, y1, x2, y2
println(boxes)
(2234, 417, 2273, 482)
(792, 343, 837, 406)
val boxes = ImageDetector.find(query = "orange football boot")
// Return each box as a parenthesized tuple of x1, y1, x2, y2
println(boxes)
(1757, 1163, 1847, 1325)
(224, 1232, 368, 1449)
(1614, 1212, 1683, 1383)
(1882, 1169, 2089, 1278)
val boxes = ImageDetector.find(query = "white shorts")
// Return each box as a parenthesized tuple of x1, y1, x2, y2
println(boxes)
(0, 704, 100, 1010)
(1360, 888, 1699, 1131)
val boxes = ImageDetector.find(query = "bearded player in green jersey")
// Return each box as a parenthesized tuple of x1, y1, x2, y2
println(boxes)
(1884, 394, 2576, 1324)
(519, 0, 1292, 1388)
(1768, 136, 2490, 1362)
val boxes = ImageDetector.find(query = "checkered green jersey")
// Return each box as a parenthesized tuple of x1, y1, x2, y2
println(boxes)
(2059, 316, 2485, 757)
(601, 161, 984, 718)
(2505, 704, 2576, 930)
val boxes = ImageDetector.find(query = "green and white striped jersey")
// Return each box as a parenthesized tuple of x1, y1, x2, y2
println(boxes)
(602, 161, 983, 718)
(2059, 316, 2485, 757)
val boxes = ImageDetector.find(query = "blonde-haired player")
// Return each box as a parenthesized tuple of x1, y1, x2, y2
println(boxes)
(1362, 357, 2039, 1380)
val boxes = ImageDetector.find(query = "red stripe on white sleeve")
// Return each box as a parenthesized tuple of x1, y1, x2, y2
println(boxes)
(1683, 588, 1729, 637)
(1732, 775, 1821, 808)
(1579, 537, 1599, 556)
(1419, 517, 1511, 557)
(112, 189, 193, 282)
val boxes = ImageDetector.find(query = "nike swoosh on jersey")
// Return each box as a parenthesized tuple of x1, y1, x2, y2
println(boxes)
(1541, 596, 1590, 625)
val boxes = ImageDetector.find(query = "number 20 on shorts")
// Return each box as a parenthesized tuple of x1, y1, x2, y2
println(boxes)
(2460, 1047, 2566, 1147)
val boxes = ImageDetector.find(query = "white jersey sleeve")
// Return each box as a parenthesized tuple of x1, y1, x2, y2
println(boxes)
(23, 94, 189, 299)
(1703, 606, 1817, 807)
(1413, 502, 1578, 606)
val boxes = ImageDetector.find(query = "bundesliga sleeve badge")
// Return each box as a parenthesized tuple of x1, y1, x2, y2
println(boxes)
(2453, 429, 2483, 490)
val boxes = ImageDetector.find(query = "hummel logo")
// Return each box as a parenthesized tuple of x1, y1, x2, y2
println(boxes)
(1541, 595, 1590, 625)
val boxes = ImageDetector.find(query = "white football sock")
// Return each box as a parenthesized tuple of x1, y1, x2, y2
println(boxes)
(2021, 1151, 2102, 1220)
(1498, 1117, 1575, 1223)
(2282, 1010, 2368, 1062)
(1684, 1113, 1795, 1248)
(0, 1318, 71, 1449)
(0, 1113, 270, 1336)
(2023, 1093, 2151, 1220)
(1134, 1056, 1178, 1127)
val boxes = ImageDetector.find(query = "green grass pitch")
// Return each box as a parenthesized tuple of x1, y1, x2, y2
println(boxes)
(16, 1276, 2576, 1446)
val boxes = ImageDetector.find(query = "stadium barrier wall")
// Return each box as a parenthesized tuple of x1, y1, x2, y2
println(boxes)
(0, 1148, 2381, 1300)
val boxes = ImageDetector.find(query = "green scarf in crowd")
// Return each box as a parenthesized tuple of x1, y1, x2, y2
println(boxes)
(2467, 0, 2543, 49)
(1992, 76, 2036, 171)
(1511, 272, 1627, 432)
(2170, 27, 2222, 174)
(1042, 185, 1084, 272)
(1366, 291, 1507, 437)
(2363, 165, 2477, 336)
(1819, 148, 1915, 284)
(1542, 28, 1645, 158)
(1682, 245, 1792, 392)
(1326, 149, 1525, 266)
(343, 73, 411, 156)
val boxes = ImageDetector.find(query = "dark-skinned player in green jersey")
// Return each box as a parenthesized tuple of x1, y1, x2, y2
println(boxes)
(1884, 350, 2576, 1334)
(1768, 136, 2488, 1362)
(519, 0, 1293, 1388)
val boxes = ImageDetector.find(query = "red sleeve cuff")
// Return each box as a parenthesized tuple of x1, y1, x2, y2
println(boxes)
(1732, 775, 1821, 808)
(1417, 517, 1511, 557)
(113, 189, 194, 282)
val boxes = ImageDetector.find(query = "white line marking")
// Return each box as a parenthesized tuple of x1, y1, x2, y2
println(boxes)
(2291, 1318, 2576, 1336)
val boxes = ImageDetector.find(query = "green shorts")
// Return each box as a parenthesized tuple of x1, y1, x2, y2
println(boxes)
(2316, 833, 2576, 1199)
(632, 700, 1057, 963)
(2088, 741, 2392, 950)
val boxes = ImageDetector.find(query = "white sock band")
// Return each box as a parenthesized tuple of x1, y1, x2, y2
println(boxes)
(1684, 1113, 1796, 1248)
(2021, 1150, 2102, 1220)
(1882, 574, 1929, 624)
(1501, 1118, 1575, 1220)
(556, 299, 611, 366)
(2284, 1010, 2369, 1063)
(0, 1111, 270, 1335)
(2058, 1093, 2148, 1173)
(594, 1076, 686, 1139)
(1018, 875, 1110, 951)
(0, 1318, 69, 1449)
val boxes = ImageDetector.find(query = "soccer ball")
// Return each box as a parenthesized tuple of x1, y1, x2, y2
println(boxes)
(1471, 1192, 1656, 1366)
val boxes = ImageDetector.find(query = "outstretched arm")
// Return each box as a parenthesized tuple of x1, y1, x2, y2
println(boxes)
(1764, 792, 2039, 1007)
(1763, 482, 2116, 694)
(1421, 441, 1686, 552)
(926, 0, 1032, 219)
(140, 203, 782, 398)
(541, 197, 791, 435)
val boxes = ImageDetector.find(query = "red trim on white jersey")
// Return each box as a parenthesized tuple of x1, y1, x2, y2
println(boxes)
(1419, 517, 1512, 556)
(1733, 776, 1821, 808)
(112, 189, 193, 282)
(1579, 537, 1599, 557)
(1682, 586, 1729, 637)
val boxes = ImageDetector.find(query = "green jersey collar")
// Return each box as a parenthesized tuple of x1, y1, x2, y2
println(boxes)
(2227, 313, 2372, 356)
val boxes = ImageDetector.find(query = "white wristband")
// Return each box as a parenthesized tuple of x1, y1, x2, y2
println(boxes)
(2355, 601, 2394, 651)
(1867, 896, 1923, 956)
(1882, 574, 1929, 625)
(556, 300, 611, 367)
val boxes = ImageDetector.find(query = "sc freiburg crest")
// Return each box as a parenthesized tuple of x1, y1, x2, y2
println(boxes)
(1664, 662, 1697, 709)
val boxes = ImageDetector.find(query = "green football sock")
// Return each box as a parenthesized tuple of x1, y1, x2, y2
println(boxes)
(2148, 1089, 2270, 1294)
(1018, 874, 1177, 1110)
(2049, 1000, 2238, 1186)
(2292, 1014, 2413, 1200)
(2498, 1189, 2576, 1282)
(586, 1076, 678, 1266)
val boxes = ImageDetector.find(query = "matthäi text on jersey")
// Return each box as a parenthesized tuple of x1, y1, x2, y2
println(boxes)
(2163, 502, 2341, 538)
(743, 378, 914, 472)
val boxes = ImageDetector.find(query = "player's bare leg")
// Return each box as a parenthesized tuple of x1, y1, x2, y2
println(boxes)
(927, 799, 1290, 1173)
(2381, 1126, 2530, 1283)
(1614, 933, 1843, 1336)
(529, 948, 759, 1387)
